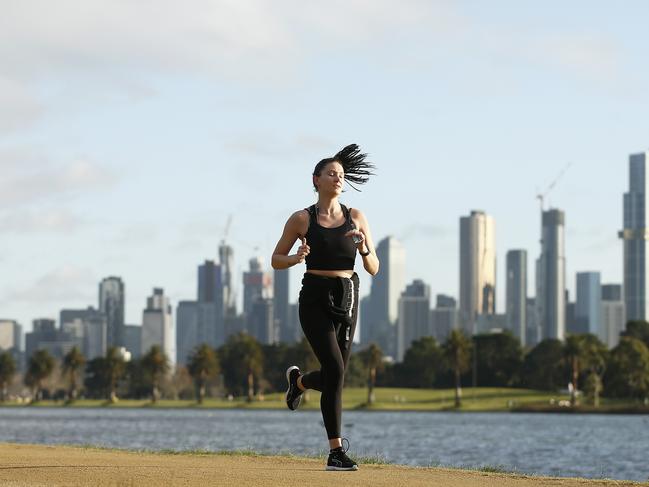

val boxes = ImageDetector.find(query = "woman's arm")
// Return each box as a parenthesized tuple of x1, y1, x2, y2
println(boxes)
(271, 210, 310, 270)
(348, 208, 379, 276)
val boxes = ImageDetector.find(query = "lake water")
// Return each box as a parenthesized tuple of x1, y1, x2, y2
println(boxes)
(0, 407, 647, 481)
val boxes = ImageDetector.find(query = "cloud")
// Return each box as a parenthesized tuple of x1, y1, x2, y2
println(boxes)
(0, 208, 87, 234)
(223, 133, 334, 159)
(0, 152, 120, 208)
(0, 77, 45, 132)
(4, 266, 96, 304)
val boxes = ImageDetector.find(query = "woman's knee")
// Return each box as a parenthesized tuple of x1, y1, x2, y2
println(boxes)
(322, 360, 344, 389)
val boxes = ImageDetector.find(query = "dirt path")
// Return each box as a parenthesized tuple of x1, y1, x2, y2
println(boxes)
(0, 443, 643, 487)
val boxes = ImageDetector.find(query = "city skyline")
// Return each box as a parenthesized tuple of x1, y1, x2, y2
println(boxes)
(3, 2, 649, 331)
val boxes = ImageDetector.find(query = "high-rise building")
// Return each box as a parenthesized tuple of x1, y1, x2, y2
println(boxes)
(141, 288, 174, 366)
(99, 276, 125, 347)
(273, 269, 292, 343)
(243, 257, 271, 316)
(575, 272, 602, 337)
(0, 320, 21, 352)
(198, 260, 225, 347)
(59, 307, 107, 360)
(601, 284, 625, 349)
(176, 301, 200, 365)
(506, 250, 527, 346)
(0, 319, 22, 370)
(25, 318, 77, 362)
(430, 294, 459, 343)
(536, 209, 566, 340)
(219, 242, 236, 317)
(459, 210, 496, 334)
(362, 236, 405, 357)
(249, 298, 276, 344)
(620, 152, 649, 321)
(526, 297, 540, 346)
(396, 280, 430, 362)
(124, 324, 142, 359)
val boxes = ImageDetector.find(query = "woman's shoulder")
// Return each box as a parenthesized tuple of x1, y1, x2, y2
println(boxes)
(288, 208, 312, 224)
(348, 207, 366, 219)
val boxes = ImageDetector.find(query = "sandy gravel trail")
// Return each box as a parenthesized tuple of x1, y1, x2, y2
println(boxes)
(0, 443, 643, 487)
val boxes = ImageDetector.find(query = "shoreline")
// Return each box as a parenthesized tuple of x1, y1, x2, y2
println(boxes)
(0, 442, 643, 486)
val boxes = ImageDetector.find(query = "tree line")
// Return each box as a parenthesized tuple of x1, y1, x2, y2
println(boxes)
(1, 321, 649, 406)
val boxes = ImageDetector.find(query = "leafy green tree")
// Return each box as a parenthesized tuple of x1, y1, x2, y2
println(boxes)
(0, 351, 17, 401)
(522, 339, 565, 390)
(25, 349, 55, 401)
(219, 332, 263, 401)
(104, 347, 127, 402)
(563, 335, 586, 406)
(399, 337, 442, 388)
(84, 357, 110, 398)
(358, 343, 384, 404)
(579, 334, 608, 407)
(473, 331, 523, 387)
(622, 321, 649, 349)
(260, 342, 290, 392)
(442, 330, 472, 408)
(62, 346, 85, 401)
(604, 337, 649, 399)
(141, 345, 170, 403)
(187, 343, 220, 403)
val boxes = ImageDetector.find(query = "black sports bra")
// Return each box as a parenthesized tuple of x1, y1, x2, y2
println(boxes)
(304, 204, 357, 271)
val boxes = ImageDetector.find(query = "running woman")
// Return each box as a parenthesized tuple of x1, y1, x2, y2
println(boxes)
(271, 144, 379, 471)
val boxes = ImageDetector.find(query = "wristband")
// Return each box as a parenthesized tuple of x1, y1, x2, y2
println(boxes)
(359, 248, 370, 257)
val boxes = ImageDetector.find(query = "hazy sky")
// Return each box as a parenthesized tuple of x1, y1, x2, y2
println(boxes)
(2, 1, 649, 331)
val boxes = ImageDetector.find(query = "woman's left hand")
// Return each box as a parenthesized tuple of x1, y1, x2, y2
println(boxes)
(344, 229, 366, 249)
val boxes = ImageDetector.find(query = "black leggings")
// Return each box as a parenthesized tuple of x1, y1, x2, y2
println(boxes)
(298, 273, 359, 440)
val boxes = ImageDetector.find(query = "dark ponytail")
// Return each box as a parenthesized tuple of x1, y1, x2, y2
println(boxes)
(312, 144, 375, 192)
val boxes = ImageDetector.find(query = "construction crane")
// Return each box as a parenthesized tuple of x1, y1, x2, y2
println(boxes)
(536, 162, 572, 212)
(221, 214, 232, 246)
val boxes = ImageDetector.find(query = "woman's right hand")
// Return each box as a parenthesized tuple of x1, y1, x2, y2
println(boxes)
(294, 236, 310, 264)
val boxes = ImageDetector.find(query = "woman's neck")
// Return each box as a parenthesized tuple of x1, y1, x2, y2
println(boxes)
(316, 196, 341, 216)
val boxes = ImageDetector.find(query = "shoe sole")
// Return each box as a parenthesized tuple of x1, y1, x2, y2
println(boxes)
(325, 466, 358, 471)
(285, 366, 300, 410)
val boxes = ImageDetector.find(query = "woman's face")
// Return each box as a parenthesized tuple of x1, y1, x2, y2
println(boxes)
(314, 161, 344, 195)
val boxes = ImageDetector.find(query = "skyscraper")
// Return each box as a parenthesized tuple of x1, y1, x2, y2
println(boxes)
(198, 260, 225, 347)
(506, 250, 527, 346)
(396, 279, 430, 362)
(620, 152, 649, 321)
(536, 209, 566, 340)
(219, 242, 236, 316)
(459, 210, 496, 334)
(362, 236, 406, 357)
(59, 307, 107, 360)
(601, 284, 625, 348)
(141, 288, 174, 366)
(273, 268, 291, 342)
(430, 294, 459, 343)
(575, 272, 602, 337)
(99, 276, 125, 347)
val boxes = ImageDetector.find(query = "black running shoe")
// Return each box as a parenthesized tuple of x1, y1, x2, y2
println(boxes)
(285, 366, 303, 411)
(326, 440, 358, 471)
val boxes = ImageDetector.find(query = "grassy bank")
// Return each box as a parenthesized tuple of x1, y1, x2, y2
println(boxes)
(2, 386, 645, 412)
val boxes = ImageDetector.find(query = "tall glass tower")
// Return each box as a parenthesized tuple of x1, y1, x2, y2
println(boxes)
(536, 209, 566, 340)
(620, 152, 649, 321)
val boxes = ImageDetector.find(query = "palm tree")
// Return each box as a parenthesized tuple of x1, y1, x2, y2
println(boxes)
(104, 347, 127, 403)
(0, 351, 16, 402)
(563, 335, 585, 407)
(442, 330, 472, 408)
(25, 349, 55, 401)
(141, 345, 170, 403)
(187, 344, 219, 404)
(62, 347, 85, 401)
(359, 343, 383, 405)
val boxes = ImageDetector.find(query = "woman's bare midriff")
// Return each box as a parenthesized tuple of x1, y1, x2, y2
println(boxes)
(306, 269, 354, 278)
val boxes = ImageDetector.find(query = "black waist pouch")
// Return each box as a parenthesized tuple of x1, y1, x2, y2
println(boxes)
(301, 273, 359, 350)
